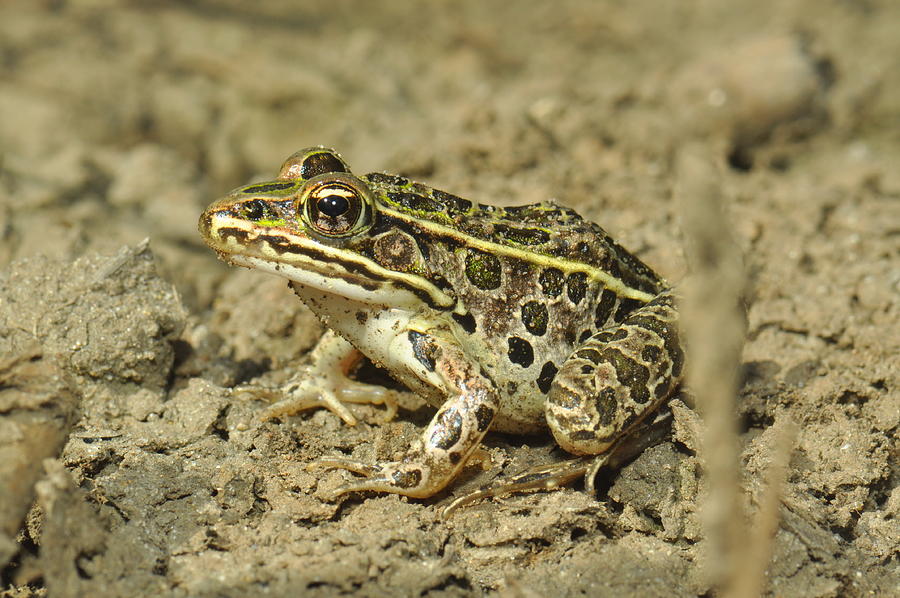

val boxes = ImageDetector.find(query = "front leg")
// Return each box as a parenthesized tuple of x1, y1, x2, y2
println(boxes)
(311, 327, 499, 499)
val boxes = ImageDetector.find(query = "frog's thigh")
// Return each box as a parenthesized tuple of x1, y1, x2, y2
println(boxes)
(315, 329, 500, 498)
(546, 289, 683, 455)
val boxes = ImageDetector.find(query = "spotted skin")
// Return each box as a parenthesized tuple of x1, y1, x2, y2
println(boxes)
(199, 146, 684, 501)
(547, 288, 681, 454)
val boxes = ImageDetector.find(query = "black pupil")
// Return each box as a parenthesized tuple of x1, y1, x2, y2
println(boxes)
(318, 194, 350, 217)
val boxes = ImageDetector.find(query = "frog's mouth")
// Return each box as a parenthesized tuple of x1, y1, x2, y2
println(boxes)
(201, 209, 454, 310)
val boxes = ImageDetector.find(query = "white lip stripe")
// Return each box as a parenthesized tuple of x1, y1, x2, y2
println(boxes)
(212, 216, 455, 308)
(229, 255, 427, 308)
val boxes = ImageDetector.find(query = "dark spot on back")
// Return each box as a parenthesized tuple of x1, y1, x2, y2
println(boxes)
(431, 189, 473, 214)
(452, 312, 477, 334)
(539, 267, 565, 297)
(594, 330, 614, 344)
(567, 272, 588, 304)
(366, 172, 409, 186)
(496, 224, 551, 246)
(507, 336, 534, 368)
(606, 258, 622, 280)
(355, 311, 368, 325)
(575, 348, 602, 364)
(656, 291, 677, 308)
(614, 297, 644, 322)
(579, 329, 592, 342)
(387, 191, 441, 212)
(641, 345, 661, 362)
(521, 301, 548, 336)
(594, 289, 617, 328)
(536, 361, 558, 394)
(610, 329, 628, 341)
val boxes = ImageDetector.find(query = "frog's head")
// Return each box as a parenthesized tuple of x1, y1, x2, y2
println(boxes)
(199, 147, 452, 309)
(200, 146, 369, 240)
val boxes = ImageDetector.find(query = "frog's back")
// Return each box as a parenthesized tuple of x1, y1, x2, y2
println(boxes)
(363, 173, 665, 297)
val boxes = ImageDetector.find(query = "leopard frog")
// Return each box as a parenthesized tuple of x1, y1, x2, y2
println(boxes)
(199, 147, 682, 503)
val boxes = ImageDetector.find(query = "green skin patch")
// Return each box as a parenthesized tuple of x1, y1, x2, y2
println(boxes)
(255, 218, 286, 227)
(464, 250, 502, 290)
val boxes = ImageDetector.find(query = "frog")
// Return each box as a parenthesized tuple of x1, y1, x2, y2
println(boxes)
(198, 147, 683, 507)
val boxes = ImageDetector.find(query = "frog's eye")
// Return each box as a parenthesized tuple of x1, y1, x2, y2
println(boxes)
(300, 173, 373, 238)
(278, 147, 349, 181)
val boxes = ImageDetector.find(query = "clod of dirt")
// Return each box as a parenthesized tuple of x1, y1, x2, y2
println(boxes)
(0, 241, 184, 578)
(0, 348, 79, 568)
(0, 241, 185, 413)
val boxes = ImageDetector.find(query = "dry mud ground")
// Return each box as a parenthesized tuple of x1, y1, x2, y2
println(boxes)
(0, 1, 898, 597)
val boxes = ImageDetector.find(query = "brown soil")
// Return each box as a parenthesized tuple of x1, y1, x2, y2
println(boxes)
(0, 1, 897, 597)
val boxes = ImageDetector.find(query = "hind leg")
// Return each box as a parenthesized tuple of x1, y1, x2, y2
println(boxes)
(440, 409, 674, 518)
(442, 290, 683, 515)
(546, 289, 683, 456)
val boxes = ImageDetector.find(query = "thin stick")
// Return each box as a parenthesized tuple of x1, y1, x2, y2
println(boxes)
(733, 419, 797, 598)
(675, 144, 748, 593)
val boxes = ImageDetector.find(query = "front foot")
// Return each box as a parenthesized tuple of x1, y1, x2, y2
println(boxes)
(237, 330, 402, 426)
(309, 455, 445, 499)
(244, 370, 401, 426)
